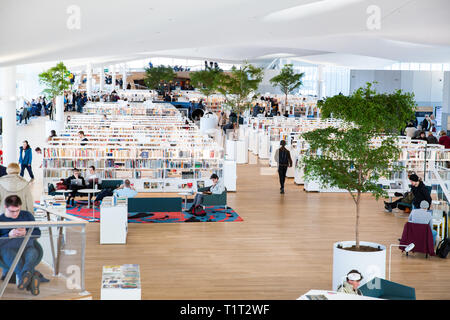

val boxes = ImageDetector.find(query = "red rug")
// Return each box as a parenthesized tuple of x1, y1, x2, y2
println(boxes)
(43, 200, 243, 223)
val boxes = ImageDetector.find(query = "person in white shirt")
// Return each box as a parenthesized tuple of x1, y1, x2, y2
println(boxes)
(405, 123, 416, 138)
(408, 200, 437, 244)
(86, 166, 102, 204)
(186, 174, 224, 212)
(86, 166, 101, 188)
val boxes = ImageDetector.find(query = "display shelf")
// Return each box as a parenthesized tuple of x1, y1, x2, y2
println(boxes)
(43, 102, 228, 193)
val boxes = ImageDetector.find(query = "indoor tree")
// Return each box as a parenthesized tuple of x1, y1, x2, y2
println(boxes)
(190, 68, 223, 106)
(38, 61, 72, 103)
(301, 83, 416, 250)
(143, 65, 176, 93)
(216, 62, 263, 126)
(269, 63, 304, 113)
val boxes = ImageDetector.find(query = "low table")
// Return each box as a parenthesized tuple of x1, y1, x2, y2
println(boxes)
(178, 192, 194, 210)
(78, 189, 101, 209)
(55, 189, 72, 199)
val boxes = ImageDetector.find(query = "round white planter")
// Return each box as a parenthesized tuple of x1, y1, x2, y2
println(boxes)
(332, 241, 386, 291)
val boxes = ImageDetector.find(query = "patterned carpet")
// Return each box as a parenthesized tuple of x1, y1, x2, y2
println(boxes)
(60, 200, 243, 223)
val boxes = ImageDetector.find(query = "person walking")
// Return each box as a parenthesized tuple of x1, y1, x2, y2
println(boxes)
(19, 141, 34, 181)
(274, 140, 293, 194)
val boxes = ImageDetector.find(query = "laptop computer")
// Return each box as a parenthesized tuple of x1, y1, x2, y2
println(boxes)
(71, 179, 83, 186)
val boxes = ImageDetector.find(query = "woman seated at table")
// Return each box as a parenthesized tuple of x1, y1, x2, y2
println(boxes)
(65, 168, 86, 206)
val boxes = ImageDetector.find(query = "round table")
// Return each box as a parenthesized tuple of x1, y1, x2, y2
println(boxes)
(178, 192, 193, 210)
(55, 189, 72, 197)
(78, 189, 101, 208)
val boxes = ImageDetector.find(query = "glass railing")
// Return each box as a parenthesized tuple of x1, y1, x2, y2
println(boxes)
(0, 204, 89, 300)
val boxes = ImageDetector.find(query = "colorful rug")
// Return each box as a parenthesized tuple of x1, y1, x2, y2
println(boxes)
(46, 200, 243, 223)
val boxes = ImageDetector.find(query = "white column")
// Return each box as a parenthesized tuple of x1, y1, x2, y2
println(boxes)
(442, 71, 450, 131)
(122, 64, 127, 90)
(0, 66, 18, 165)
(86, 63, 92, 97)
(99, 65, 105, 92)
(317, 65, 325, 100)
(111, 65, 116, 91)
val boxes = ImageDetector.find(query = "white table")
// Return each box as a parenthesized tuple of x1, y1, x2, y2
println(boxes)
(78, 189, 101, 208)
(178, 192, 193, 210)
(298, 290, 382, 300)
(55, 189, 72, 200)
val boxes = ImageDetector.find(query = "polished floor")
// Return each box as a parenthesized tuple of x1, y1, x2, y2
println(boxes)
(7, 116, 450, 300)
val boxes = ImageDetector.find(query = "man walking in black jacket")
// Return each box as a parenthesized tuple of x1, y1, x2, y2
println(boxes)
(274, 140, 293, 194)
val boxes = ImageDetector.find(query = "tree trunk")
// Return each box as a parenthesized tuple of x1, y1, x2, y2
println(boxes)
(285, 93, 288, 114)
(355, 190, 361, 249)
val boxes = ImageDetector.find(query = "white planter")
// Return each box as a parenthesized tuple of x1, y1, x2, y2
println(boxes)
(55, 95, 64, 122)
(199, 114, 218, 134)
(332, 241, 386, 291)
(226, 139, 248, 164)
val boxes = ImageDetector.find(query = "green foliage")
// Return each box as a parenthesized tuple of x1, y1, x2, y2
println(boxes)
(38, 62, 71, 99)
(216, 62, 263, 115)
(190, 68, 222, 98)
(302, 127, 400, 200)
(319, 82, 416, 133)
(143, 65, 176, 90)
(302, 83, 416, 247)
(269, 63, 304, 102)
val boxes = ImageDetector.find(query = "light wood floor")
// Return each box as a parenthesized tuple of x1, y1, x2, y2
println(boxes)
(7, 116, 450, 300)
(82, 161, 449, 300)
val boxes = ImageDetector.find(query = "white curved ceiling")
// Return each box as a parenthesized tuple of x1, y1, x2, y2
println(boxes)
(1, 0, 450, 68)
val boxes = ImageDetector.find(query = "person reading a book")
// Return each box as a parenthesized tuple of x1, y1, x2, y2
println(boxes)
(186, 174, 224, 212)
(337, 270, 363, 296)
(65, 168, 86, 206)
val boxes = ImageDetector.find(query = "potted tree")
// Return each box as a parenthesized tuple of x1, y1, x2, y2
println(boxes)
(38, 62, 72, 134)
(143, 65, 176, 95)
(190, 67, 223, 108)
(216, 62, 263, 136)
(269, 63, 304, 113)
(215, 62, 263, 163)
(301, 83, 416, 290)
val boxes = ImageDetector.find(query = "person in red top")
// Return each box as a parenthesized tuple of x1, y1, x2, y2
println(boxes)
(438, 130, 450, 149)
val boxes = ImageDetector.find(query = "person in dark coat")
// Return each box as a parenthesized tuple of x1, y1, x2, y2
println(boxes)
(409, 174, 432, 209)
(274, 140, 293, 194)
(0, 166, 7, 178)
(426, 132, 439, 144)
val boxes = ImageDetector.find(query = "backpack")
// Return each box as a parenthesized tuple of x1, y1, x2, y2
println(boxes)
(190, 205, 206, 217)
(436, 238, 450, 258)
(279, 148, 289, 166)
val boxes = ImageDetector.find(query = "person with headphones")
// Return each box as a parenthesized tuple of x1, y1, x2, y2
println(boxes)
(337, 270, 364, 295)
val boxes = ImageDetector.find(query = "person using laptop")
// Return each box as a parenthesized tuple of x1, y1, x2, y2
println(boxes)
(65, 168, 86, 206)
